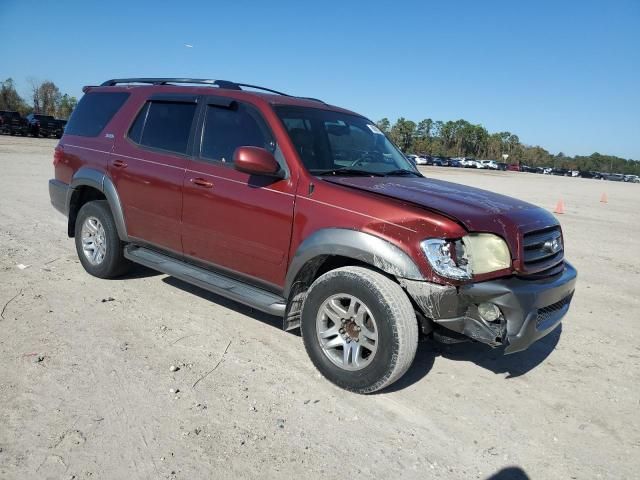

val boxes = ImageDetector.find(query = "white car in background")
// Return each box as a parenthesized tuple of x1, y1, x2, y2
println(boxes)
(479, 160, 499, 170)
(460, 157, 481, 168)
(406, 154, 428, 165)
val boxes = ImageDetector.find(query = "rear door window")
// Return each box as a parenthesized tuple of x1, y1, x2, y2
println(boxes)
(200, 102, 275, 164)
(65, 92, 130, 137)
(129, 101, 197, 155)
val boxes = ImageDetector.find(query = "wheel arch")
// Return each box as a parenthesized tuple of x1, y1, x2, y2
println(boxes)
(67, 168, 128, 241)
(282, 229, 425, 331)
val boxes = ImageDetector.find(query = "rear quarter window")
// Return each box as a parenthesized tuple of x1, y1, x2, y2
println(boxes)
(64, 92, 130, 137)
(128, 101, 197, 155)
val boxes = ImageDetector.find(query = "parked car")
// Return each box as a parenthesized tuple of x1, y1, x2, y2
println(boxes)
(496, 162, 508, 171)
(441, 157, 461, 167)
(406, 154, 428, 166)
(25, 113, 64, 138)
(507, 164, 521, 172)
(578, 170, 599, 179)
(519, 165, 537, 173)
(602, 173, 625, 181)
(49, 77, 577, 393)
(550, 168, 570, 176)
(479, 160, 499, 170)
(0, 110, 28, 135)
(56, 118, 68, 134)
(624, 175, 639, 183)
(460, 157, 480, 168)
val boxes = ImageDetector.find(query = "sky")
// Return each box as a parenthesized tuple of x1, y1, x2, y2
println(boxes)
(1, 0, 639, 159)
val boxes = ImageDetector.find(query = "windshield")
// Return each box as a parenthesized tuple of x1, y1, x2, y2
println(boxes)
(275, 106, 418, 176)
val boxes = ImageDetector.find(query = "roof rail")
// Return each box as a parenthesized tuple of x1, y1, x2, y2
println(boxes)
(299, 97, 327, 105)
(99, 78, 292, 97)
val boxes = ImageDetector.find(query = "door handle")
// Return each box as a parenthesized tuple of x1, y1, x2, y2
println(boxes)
(113, 159, 128, 168)
(190, 177, 214, 188)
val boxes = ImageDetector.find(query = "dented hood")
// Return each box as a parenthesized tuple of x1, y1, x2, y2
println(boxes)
(325, 176, 558, 238)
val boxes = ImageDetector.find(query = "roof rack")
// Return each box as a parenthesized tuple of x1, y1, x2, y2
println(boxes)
(100, 78, 290, 96)
(98, 78, 326, 103)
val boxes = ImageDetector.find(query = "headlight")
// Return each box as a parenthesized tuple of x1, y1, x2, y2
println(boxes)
(462, 233, 511, 275)
(421, 234, 511, 280)
(420, 239, 472, 280)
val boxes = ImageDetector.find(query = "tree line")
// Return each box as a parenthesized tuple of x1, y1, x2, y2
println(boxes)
(377, 117, 640, 175)
(0, 78, 77, 120)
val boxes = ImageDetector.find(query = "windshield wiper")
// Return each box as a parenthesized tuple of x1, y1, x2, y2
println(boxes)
(316, 168, 385, 177)
(383, 169, 423, 177)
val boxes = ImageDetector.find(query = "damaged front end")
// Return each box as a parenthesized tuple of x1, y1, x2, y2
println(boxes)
(401, 261, 577, 353)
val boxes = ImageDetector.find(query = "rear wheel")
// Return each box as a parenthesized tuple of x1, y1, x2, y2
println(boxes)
(301, 266, 418, 393)
(74, 200, 130, 278)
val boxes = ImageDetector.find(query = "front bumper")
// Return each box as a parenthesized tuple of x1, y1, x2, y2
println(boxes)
(403, 262, 577, 353)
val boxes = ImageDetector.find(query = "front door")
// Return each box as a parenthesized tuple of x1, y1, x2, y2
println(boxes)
(181, 98, 296, 290)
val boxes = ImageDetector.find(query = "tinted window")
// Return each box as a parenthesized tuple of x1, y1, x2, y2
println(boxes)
(65, 92, 129, 137)
(129, 101, 196, 155)
(276, 106, 415, 174)
(201, 103, 275, 163)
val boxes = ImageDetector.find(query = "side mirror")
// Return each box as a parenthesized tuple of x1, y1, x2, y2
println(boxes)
(233, 146, 283, 178)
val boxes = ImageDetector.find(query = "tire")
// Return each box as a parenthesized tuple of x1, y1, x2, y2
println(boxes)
(301, 266, 418, 393)
(74, 200, 130, 279)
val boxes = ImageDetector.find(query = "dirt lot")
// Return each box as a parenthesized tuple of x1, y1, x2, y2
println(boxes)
(0, 136, 638, 480)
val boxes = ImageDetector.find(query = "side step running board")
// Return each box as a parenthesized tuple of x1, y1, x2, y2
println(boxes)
(124, 246, 286, 317)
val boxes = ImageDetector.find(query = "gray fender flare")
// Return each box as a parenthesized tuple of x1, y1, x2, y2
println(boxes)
(69, 167, 128, 241)
(283, 228, 424, 298)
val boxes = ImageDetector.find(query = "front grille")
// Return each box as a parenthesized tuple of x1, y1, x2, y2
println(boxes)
(536, 292, 574, 329)
(522, 226, 564, 274)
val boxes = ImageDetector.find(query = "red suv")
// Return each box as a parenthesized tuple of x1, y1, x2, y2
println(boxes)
(49, 78, 577, 393)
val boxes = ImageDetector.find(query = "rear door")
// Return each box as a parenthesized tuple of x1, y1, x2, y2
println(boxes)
(110, 94, 198, 253)
(181, 97, 296, 290)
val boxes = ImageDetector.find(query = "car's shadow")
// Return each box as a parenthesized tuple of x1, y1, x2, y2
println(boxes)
(385, 324, 562, 392)
(161, 276, 286, 332)
(157, 275, 561, 391)
(438, 324, 562, 378)
(121, 263, 163, 280)
(484, 467, 530, 480)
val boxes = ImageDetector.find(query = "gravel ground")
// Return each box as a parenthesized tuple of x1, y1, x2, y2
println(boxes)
(0, 136, 638, 479)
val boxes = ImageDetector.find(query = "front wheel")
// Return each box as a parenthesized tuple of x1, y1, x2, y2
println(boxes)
(74, 200, 130, 278)
(301, 266, 418, 393)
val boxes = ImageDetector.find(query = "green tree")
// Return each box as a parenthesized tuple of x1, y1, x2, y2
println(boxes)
(389, 118, 416, 152)
(30, 79, 61, 116)
(57, 94, 78, 119)
(376, 118, 391, 134)
(0, 78, 30, 114)
(416, 119, 433, 140)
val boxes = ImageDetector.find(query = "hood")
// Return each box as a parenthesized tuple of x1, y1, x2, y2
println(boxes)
(324, 176, 558, 243)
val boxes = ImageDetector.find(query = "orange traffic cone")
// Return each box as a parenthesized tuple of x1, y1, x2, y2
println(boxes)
(554, 199, 565, 214)
(600, 192, 608, 203)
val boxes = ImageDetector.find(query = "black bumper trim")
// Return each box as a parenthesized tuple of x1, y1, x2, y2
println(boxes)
(404, 262, 577, 353)
(49, 179, 70, 216)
